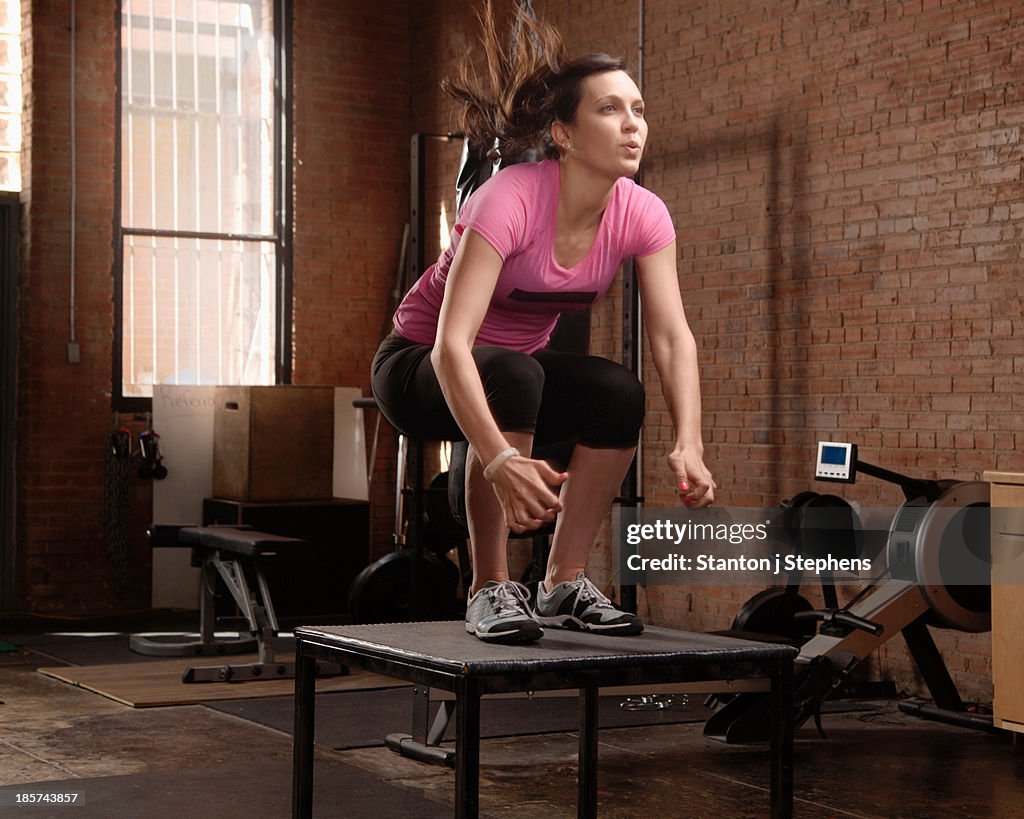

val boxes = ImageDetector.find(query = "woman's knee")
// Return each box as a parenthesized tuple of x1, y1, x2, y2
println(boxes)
(586, 360, 646, 446)
(611, 366, 646, 430)
(474, 346, 545, 431)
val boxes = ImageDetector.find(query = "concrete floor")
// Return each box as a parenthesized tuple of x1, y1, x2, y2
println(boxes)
(1, 612, 1023, 818)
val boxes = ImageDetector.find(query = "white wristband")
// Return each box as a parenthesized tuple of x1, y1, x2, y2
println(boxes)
(483, 447, 520, 481)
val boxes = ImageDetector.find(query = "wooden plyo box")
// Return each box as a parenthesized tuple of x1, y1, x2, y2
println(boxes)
(984, 470, 1024, 737)
(213, 386, 335, 501)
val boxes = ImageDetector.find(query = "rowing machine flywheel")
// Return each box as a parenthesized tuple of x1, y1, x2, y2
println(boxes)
(886, 480, 990, 632)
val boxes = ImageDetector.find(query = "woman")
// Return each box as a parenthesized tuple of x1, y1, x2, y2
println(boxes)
(372, 3, 715, 643)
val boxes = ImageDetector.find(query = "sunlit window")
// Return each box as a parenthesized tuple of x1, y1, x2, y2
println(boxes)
(116, 0, 286, 404)
(0, 0, 22, 192)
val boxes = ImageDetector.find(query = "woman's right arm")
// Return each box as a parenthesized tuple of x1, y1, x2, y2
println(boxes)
(431, 229, 566, 531)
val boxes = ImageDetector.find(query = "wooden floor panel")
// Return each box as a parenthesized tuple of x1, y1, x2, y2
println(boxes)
(37, 656, 405, 707)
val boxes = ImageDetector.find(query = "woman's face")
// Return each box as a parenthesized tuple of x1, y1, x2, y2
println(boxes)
(555, 70, 648, 180)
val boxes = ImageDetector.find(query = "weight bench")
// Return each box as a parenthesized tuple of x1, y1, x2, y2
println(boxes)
(292, 622, 796, 818)
(132, 524, 345, 683)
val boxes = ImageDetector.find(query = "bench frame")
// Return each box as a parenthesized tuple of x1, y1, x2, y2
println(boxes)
(133, 524, 343, 683)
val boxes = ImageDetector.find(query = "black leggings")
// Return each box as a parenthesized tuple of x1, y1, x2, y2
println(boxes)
(371, 331, 645, 450)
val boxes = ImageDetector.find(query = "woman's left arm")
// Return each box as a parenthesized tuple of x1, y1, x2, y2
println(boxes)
(635, 241, 717, 507)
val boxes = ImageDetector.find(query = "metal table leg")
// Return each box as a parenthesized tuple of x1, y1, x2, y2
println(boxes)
(578, 685, 599, 819)
(455, 677, 481, 819)
(769, 658, 794, 819)
(292, 649, 317, 819)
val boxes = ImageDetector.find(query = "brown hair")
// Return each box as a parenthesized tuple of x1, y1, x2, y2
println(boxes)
(443, 1, 627, 161)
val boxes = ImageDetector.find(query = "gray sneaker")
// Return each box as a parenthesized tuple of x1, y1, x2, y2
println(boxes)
(465, 580, 543, 643)
(533, 572, 644, 635)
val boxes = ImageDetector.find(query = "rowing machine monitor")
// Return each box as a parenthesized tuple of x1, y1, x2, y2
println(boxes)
(815, 442, 857, 483)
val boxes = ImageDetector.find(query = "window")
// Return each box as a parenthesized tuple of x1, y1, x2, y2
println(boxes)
(116, 0, 290, 406)
(0, 0, 22, 192)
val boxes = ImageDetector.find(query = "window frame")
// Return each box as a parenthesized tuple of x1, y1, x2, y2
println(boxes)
(112, 0, 293, 412)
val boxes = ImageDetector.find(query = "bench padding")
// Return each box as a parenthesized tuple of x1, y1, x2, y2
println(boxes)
(177, 525, 308, 557)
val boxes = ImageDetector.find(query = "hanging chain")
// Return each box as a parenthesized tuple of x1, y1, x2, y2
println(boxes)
(103, 428, 132, 595)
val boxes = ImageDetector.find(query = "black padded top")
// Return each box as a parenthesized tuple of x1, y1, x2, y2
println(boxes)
(180, 526, 308, 556)
(295, 622, 796, 679)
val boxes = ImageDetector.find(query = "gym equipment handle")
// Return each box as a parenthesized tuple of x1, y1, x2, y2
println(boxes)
(794, 609, 884, 637)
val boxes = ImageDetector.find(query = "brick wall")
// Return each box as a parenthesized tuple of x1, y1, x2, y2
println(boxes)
(17, 0, 148, 611)
(633, 0, 1023, 704)
(289, 1, 410, 560)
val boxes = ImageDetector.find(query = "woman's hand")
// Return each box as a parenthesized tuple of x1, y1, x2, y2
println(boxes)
(488, 456, 568, 534)
(668, 446, 716, 508)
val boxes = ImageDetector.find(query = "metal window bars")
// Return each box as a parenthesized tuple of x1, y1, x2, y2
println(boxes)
(118, 0, 279, 400)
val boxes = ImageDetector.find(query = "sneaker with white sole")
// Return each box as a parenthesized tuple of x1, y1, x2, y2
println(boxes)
(465, 580, 543, 643)
(533, 572, 644, 635)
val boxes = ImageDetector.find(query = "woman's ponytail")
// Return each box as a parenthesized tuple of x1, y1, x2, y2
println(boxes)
(443, 2, 630, 162)
(442, 1, 567, 161)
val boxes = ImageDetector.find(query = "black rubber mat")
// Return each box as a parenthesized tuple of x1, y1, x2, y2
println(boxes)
(206, 685, 707, 750)
(14, 635, 166, 666)
(3, 611, 214, 666)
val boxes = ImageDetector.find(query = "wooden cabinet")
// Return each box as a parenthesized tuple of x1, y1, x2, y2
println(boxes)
(984, 471, 1024, 735)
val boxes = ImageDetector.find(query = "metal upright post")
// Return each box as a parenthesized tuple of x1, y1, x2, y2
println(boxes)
(619, 1, 647, 616)
(620, 258, 641, 616)
(406, 134, 427, 618)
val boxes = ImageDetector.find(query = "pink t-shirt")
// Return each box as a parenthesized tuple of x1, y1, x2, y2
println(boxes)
(393, 159, 676, 354)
